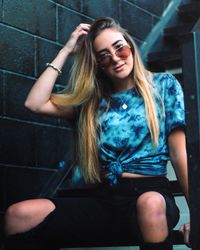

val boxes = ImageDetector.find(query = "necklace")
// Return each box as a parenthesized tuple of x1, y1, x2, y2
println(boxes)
(109, 91, 129, 110)
(120, 96, 128, 110)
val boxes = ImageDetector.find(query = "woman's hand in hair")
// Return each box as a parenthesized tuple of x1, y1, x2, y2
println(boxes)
(64, 23, 91, 54)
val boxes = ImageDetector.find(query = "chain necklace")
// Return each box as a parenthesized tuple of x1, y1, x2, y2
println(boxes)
(120, 95, 128, 110)
(108, 90, 130, 111)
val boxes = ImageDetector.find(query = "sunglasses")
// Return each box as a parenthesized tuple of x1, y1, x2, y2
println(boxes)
(97, 45, 132, 67)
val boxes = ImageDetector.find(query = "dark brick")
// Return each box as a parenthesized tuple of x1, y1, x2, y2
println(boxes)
(35, 125, 73, 169)
(4, 73, 35, 119)
(126, 0, 171, 14)
(82, 0, 120, 19)
(133, 37, 143, 48)
(58, 7, 92, 45)
(121, 1, 154, 41)
(58, 54, 74, 86)
(0, 118, 72, 169)
(57, 114, 75, 128)
(0, 0, 2, 22)
(152, 15, 160, 27)
(126, 0, 135, 3)
(0, 119, 36, 166)
(3, 0, 56, 40)
(4, 165, 57, 207)
(36, 38, 74, 86)
(0, 71, 4, 115)
(134, 0, 165, 17)
(4, 72, 60, 126)
(56, 0, 82, 11)
(0, 165, 6, 210)
(56, 126, 74, 166)
(0, 24, 35, 76)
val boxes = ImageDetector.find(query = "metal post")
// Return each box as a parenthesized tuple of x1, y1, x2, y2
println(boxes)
(181, 20, 200, 250)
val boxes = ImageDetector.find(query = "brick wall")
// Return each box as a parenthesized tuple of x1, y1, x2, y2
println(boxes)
(0, 0, 171, 228)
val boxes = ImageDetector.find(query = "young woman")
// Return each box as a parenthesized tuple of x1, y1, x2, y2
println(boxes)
(4, 17, 190, 250)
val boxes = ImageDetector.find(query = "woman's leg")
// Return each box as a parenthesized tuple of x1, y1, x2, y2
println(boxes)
(136, 191, 173, 250)
(4, 196, 114, 249)
(5, 198, 55, 236)
(137, 191, 168, 242)
(4, 198, 58, 250)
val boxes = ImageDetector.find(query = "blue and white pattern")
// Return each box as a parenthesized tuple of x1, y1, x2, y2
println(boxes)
(98, 72, 185, 186)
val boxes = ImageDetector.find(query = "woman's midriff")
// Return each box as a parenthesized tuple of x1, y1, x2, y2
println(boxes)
(102, 171, 156, 179)
(121, 172, 156, 178)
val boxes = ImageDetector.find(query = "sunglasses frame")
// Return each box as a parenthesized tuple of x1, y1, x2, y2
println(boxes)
(97, 44, 132, 67)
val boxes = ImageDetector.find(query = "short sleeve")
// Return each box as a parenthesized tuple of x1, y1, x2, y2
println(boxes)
(164, 73, 185, 135)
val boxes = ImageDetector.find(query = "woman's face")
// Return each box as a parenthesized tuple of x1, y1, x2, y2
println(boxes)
(93, 28, 134, 89)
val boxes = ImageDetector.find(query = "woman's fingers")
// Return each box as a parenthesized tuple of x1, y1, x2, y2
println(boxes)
(75, 23, 91, 32)
(64, 23, 91, 53)
(179, 223, 191, 247)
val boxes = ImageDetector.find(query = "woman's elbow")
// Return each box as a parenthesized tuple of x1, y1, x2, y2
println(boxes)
(24, 99, 40, 113)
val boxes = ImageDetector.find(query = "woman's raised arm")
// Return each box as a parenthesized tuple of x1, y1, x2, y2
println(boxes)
(24, 24, 91, 119)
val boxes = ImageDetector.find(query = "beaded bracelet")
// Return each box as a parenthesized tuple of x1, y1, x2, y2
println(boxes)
(46, 63, 62, 75)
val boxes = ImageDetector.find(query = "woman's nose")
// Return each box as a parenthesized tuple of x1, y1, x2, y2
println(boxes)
(110, 51, 120, 63)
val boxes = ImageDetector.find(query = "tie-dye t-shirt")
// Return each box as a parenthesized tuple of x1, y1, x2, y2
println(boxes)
(98, 72, 185, 186)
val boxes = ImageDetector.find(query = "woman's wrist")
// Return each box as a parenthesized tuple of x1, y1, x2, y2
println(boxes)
(48, 47, 71, 74)
(60, 46, 73, 57)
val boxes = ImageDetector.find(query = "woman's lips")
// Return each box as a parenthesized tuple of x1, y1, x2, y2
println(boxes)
(114, 64, 125, 72)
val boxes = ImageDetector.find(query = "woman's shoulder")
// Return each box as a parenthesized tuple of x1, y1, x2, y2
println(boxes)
(152, 71, 184, 106)
(152, 72, 181, 91)
(152, 72, 178, 82)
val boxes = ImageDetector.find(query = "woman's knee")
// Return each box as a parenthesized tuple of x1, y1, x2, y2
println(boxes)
(4, 199, 56, 236)
(136, 192, 169, 242)
(136, 191, 166, 220)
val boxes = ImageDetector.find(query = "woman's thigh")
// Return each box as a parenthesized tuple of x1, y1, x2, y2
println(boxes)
(5, 198, 55, 235)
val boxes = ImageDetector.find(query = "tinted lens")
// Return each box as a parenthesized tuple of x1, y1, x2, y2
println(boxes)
(99, 55, 111, 66)
(115, 45, 131, 58)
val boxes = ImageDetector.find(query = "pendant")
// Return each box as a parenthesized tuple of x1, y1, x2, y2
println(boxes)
(122, 103, 128, 110)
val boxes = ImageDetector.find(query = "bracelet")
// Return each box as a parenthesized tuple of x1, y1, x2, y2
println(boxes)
(46, 63, 62, 75)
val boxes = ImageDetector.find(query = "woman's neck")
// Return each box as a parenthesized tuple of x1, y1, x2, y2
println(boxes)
(112, 78, 135, 93)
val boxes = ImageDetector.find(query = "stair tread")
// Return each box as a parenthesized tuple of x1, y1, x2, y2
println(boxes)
(58, 230, 183, 247)
(148, 49, 181, 62)
(164, 23, 195, 38)
(178, 2, 200, 21)
(57, 180, 183, 197)
(147, 50, 182, 71)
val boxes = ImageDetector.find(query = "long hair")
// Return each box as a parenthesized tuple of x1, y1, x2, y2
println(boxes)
(51, 17, 159, 183)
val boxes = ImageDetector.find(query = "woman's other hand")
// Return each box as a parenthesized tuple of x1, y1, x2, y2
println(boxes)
(179, 223, 191, 247)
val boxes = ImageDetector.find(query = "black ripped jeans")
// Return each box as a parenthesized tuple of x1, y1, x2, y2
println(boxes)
(4, 177, 179, 250)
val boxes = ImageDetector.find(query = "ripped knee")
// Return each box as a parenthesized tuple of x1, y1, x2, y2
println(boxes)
(137, 191, 166, 214)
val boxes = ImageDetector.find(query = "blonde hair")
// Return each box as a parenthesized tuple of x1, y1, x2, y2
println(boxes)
(51, 17, 159, 183)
